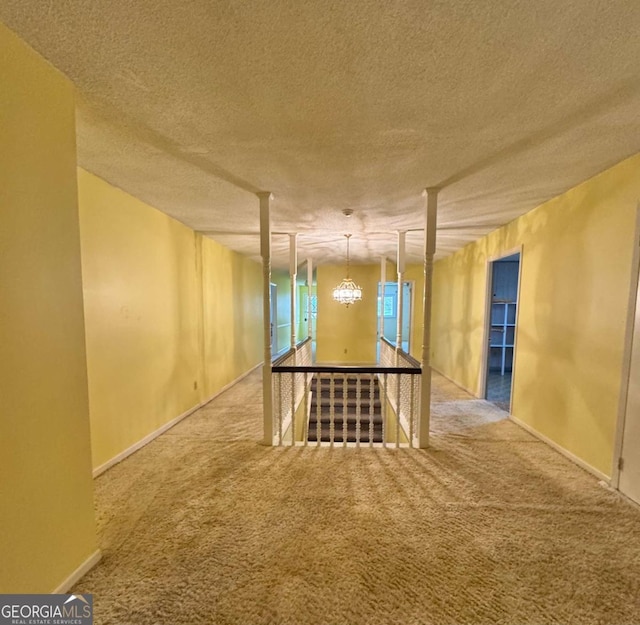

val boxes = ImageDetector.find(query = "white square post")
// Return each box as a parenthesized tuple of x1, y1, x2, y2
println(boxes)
(259, 192, 274, 446)
(419, 188, 438, 448)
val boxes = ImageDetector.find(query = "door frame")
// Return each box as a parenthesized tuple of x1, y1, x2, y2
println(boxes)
(403, 279, 415, 355)
(480, 245, 523, 413)
(270, 282, 277, 356)
(611, 203, 640, 488)
(377, 279, 414, 353)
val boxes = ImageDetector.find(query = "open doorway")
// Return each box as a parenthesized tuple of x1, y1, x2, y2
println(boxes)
(270, 283, 277, 355)
(617, 263, 640, 505)
(614, 206, 640, 505)
(301, 281, 317, 361)
(484, 252, 521, 411)
(378, 281, 412, 353)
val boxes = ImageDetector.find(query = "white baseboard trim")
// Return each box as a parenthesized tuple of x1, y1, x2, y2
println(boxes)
(430, 366, 479, 398)
(199, 362, 263, 409)
(509, 414, 611, 484)
(617, 489, 640, 511)
(52, 549, 102, 593)
(92, 362, 262, 478)
(92, 403, 203, 478)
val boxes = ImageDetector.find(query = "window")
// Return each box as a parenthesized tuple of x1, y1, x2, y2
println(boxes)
(377, 295, 395, 317)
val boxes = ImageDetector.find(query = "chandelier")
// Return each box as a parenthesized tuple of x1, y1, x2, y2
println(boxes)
(333, 234, 362, 307)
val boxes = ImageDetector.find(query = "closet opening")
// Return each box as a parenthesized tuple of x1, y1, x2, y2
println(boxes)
(483, 252, 521, 412)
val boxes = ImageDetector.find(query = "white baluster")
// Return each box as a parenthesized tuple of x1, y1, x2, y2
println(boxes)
(369, 374, 374, 448)
(303, 371, 309, 447)
(410, 374, 416, 448)
(291, 371, 296, 446)
(278, 373, 283, 446)
(382, 373, 388, 449)
(330, 374, 335, 447)
(356, 376, 362, 447)
(342, 375, 348, 446)
(396, 373, 401, 449)
(316, 375, 321, 447)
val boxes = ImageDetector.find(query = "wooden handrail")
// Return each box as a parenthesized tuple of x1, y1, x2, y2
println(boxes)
(272, 364, 420, 375)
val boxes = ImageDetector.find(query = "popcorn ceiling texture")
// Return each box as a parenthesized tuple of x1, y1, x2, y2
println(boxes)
(1, 1, 640, 266)
(73, 370, 640, 625)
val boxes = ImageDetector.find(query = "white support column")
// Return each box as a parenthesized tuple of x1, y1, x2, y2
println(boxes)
(379, 257, 386, 348)
(419, 188, 438, 449)
(259, 192, 274, 446)
(307, 258, 313, 339)
(289, 234, 298, 350)
(396, 231, 406, 354)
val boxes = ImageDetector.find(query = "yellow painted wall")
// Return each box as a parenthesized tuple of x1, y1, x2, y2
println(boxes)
(316, 264, 379, 364)
(0, 23, 97, 592)
(431, 153, 640, 476)
(79, 170, 263, 470)
(431, 242, 487, 394)
(200, 235, 263, 398)
(79, 170, 201, 469)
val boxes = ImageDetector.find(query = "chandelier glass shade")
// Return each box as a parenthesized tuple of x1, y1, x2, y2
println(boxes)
(333, 234, 362, 307)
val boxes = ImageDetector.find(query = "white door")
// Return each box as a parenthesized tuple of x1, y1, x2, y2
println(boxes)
(620, 265, 640, 505)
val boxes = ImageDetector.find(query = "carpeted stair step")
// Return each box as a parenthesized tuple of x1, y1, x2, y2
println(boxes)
(309, 415, 382, 429)
(309, 412, 382, 427)
(308, 416, 384, 444)
(307, 421, 384, 442)
(311, 377, 379, 388)
(307, 431, 383, 443)
(314, 396, 382, 409)
(309, 404, 383, 416)
(308, 374, 384, 443)
(311, 386, 380, 397)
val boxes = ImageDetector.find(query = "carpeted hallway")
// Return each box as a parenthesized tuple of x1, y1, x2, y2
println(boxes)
(75, 371, 640, 625)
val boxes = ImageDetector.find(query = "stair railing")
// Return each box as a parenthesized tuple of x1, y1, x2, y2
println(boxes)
(271, 352, 421, 448)
(271, 337, 313, 445)
(379, 337, 422, 445)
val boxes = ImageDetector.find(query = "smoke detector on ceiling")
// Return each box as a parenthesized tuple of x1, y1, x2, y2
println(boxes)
(342, 208, 354, 217)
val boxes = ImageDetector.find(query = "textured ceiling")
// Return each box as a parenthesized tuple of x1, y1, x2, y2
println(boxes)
(2, 0, 640, 268)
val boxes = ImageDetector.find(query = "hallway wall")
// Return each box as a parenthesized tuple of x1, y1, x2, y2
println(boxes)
(0, 23, 98, 593)
(431, 153, 640, 477)
(315, 261, 422, 364)
(79, 170, 262, 472)
(316, 264, 379, 364)
(200, 235, 263, 399)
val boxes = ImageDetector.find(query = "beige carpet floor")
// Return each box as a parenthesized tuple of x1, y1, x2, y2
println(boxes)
(75, 371, 640, 625)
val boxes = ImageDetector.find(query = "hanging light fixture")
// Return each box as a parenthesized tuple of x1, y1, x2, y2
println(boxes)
(333, 234, 362, 307)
